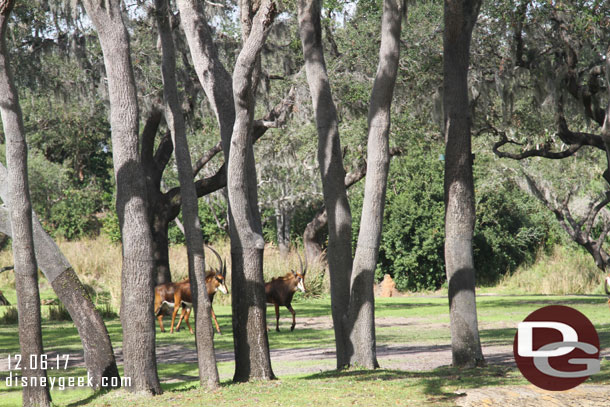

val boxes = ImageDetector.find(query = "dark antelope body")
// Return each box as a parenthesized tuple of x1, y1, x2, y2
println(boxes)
(265, 251, 307, 331)
(154, 245, 228, 334)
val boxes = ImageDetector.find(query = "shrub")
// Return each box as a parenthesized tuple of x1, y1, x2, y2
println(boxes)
(48, 303, 72, 321)
(351, 145, 560, 291)
(96, 303, 118, 319)
(0, 306, 18, 325)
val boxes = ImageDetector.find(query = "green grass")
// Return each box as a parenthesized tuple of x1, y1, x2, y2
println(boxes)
(2, 295, 610, 406)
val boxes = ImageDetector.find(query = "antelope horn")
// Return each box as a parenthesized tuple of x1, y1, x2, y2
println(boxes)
(296, 250, 306, 276)
(205, 244, 223, 274)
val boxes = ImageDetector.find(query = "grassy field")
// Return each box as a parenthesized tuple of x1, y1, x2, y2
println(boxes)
(1, 240, 609, 406)
(1, 294, 610, 406)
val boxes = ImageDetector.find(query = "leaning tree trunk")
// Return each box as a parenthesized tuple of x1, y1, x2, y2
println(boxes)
(347, 0, 404, 369)
(155, 0, 220, 388)
(80, 0, 161, 393)
(443, 0, 484, 368)
(298, 0, 353, 368)
(0, 166, 119, 390)
(0, 2, 51, 405)
(228, 0, 277, 382)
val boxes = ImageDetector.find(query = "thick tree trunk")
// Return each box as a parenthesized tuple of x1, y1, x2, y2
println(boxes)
(81, 0, 161, 393)
(0, 3, 51, 405)
(152, 211, 172, 285)
(347, 0, 403, 369)
(443, 0, 484, 368)
(298, 0, 353, 368)
(228, 0, 277, 382)
(155, 0, 219, 388)
(303, 207, 326, 265)
(176, 0, 235, 145)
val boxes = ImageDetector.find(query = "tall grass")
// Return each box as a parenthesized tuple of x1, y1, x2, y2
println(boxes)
(0, 236, 328, 309)
(498, 245, 606, 295)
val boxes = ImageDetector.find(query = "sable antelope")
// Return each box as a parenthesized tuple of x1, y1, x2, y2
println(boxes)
(154, 279, 190, 333)
(170, 245, 228, 334)
(265, 250, 307, 332)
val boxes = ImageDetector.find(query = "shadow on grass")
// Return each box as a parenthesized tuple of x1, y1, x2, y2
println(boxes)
(65, 388, 112, 407)
(302, 365, 516, 401)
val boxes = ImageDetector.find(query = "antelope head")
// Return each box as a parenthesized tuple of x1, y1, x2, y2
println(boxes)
(207, 244, 228, 295)
(292, 250, 307, 293)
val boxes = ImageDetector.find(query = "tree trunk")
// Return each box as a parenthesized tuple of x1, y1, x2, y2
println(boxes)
(176, 0, 235, 145)
(228, 0, 277, 382)
(276, 206, 292, 256)
(0, 198, 119, 390)
(443, 0, 485, 368)
(303, 207, 326, 265)
(0, 3, 51, 405)
(155, 0, 220, 388)
(152, 210, 172, 285)
(347, 0, 403, 369)
(298, 0, 353, 368)
(81, 0, 161, 393)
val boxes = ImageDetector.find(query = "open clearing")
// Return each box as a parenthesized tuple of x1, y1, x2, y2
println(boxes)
(1, 294, 610, 406)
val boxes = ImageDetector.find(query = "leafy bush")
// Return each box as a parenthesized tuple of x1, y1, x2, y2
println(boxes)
(48, 303, 72, 321)
(101, 210, 121, 244)
(0, 306, 18, 325)
(96, 303, 118, 319)
(351, 145, 560, 291)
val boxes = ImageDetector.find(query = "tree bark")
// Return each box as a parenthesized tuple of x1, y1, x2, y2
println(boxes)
(1, 3, 52, 405)
(443, 0, 485, 368)
(298, 0, 353, 369)
(80, 0, 161, 393)
(228, 0, 277, 382)
(0, 166, 120, 390)
(176, 0, 235, 146)
(303, 206, 326, 265)
(276, 206, 292, 256)
(347, 0, 403, 369)
(155, 0, 219, 388)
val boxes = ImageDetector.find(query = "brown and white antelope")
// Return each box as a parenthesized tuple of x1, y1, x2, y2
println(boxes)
(154, 279, 190, 333)
(170, 245, 228, 334)
(265, 250, 307, 332)
(154, 245, 228, 334)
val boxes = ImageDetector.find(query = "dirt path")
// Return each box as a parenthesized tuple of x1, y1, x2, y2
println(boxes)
(2, 315, 609, 406)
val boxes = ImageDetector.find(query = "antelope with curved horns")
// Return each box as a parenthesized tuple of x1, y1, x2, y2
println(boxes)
(170, 244, 228, 334)
(265, 250, 307, 332)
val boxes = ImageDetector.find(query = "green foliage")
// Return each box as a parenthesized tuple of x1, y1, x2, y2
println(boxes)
(352, 144, 561, 291)
(96, 303, 118, 320)
(367, 145, 446, 291)
(0, 306, 18, 325)
(101, 210, 121, 244)
(48, 186, 103, 240)
(473, 176, 562, 284)
(199, 198, 227, 243)
(48, 303, 72, 321)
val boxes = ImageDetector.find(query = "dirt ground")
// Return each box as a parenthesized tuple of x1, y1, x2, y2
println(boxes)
(2, 316, 609, 406)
